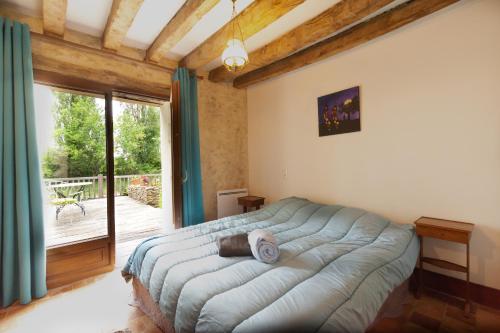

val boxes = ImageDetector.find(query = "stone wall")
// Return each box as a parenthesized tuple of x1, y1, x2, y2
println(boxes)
(197, 79, 248, 221)
(128, 185, 160, 207)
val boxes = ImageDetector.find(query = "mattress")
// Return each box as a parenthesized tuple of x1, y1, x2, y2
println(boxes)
(123, 197, 419, 333)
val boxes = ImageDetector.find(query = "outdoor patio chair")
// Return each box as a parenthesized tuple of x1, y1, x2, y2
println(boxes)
(51, 190, 86, 220)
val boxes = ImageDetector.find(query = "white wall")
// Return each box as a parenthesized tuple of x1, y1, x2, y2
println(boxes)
(247, 0, 500, 289)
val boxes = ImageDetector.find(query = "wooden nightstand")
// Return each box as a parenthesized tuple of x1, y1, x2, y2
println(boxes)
(238, 196, 265, 213)
(414, 217, 474, 314)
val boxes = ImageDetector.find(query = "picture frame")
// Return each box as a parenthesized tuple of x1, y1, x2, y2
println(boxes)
(317, 86, 360, 137)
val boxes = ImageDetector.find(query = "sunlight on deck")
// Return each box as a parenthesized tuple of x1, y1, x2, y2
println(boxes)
(46, 196, 170, 247)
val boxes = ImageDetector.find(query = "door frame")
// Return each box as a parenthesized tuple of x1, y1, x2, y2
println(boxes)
(35, 71, 173, 288)
(104, 92, 116, 268)
(39, 86, 115, 288)
(170, 80, 183, 229)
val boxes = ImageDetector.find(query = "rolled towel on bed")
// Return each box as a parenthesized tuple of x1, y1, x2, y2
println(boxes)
(248, 229, 280, 264)
(217, 233, 252, 257)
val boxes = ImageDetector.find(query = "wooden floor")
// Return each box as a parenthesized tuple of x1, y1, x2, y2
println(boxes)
(46, 196, 169, 247)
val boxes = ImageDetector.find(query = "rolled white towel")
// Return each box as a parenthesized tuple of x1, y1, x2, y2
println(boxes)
(248, 229, 279, 264)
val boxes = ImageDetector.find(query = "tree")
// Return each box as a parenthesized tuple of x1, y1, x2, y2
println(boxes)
(42, 92, 161, 179)
(114, 103, 161, 175)
(42, 92, 106, 178)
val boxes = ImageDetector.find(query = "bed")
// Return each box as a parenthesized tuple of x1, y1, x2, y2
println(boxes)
(123, 197, 419, 333)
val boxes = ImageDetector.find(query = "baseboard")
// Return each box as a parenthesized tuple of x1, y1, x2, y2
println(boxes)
(414, 268, 500, 310)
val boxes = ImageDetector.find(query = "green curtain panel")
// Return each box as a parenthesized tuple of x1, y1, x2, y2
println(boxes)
(173, 68, 204, 227)
(0, 18, 47, 308)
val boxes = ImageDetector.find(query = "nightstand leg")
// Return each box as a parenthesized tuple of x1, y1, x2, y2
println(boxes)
(418, 236, 423, 298)
(465, 242, 471, 316)
(243, 206, 247, 213)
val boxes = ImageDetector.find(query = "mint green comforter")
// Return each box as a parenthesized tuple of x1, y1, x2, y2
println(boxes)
(123, 197, 419, 333)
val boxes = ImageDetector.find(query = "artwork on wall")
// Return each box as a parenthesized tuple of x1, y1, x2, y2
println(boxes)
(317, 86, 360, 137)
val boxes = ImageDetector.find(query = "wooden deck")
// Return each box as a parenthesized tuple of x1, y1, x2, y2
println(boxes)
(46, 196, 171, 248)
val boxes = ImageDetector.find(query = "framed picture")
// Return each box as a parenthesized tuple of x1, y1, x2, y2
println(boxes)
(317, 86, 360, 137)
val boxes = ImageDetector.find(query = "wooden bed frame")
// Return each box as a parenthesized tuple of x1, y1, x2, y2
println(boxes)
(132, 277, 412, 333)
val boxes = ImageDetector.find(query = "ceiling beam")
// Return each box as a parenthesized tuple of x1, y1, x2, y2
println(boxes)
(32, 33, 171, 99)
(233, 0, 459, 89)
(209, 0, 394, 82)
(180, 0, 306, 70)
(147, 0, 220, 63)
(0, 2, 177, 71)
(42, 0, 67, 36)
(103, 0, 144, 50)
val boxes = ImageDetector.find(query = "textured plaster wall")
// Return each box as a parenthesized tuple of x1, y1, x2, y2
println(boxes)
(197, 79, 248, 221)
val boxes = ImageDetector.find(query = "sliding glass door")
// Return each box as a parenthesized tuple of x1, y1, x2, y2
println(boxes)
(36, 86, 109, 246)
(112, 97, 171, 266)
(33, 82, 175, 287)
(34, 84, 115, 288)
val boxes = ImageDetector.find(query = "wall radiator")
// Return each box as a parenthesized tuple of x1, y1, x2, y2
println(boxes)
(217, 188, 248, 219)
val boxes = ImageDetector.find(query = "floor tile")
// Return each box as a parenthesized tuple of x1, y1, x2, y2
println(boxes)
(475, 307, 500, 333)
(367, 317, 403, 333)
(446, 305, 476, 326)
(439, 317, 476, 333)
(402, 322, 435, 333)
(413, 295, 447, 321)
(410, 311, 442, 331)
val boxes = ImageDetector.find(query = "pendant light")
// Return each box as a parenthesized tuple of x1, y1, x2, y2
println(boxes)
(221, 0, 249, 72)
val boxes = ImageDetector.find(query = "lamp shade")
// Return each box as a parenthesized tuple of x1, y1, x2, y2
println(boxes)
(222, 38, 248, 72)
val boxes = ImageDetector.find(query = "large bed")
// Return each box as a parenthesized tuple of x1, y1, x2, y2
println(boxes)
(123, 197, 419, 333)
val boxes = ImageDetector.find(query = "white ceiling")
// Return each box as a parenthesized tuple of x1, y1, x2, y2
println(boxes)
(66, 0, 113, 37)
(4, 0, 390, 68)
(124, 0, 187, 50)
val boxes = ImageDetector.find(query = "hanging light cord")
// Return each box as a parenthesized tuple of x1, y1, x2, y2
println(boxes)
(232, 0, 236, 41)
(231, 0, 245, 45)
(222, 0, 249, 72)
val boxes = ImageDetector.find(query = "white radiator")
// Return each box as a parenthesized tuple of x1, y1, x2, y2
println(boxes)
(217, 188, 248, 219)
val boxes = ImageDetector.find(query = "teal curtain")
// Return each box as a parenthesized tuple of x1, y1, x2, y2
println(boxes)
(173, 68, 204, 227)
(0, 18, 47, 308)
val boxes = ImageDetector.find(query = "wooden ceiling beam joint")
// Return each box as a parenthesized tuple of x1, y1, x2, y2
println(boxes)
(42, 0, 68, 36)
(209, 0, 394, 82)
(0, 2, 178, 72)
(181, 0, 306, 71)
(147, 0, 220, 63)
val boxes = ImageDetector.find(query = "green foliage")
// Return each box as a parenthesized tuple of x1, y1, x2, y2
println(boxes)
(42, 147, 67, 178)
(43, 92, 106, 178)
(115, 103, 161, 175)
(42, 92, 161, 178)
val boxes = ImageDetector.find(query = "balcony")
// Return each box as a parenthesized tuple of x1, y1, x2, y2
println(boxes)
(44, 174, 170, 248)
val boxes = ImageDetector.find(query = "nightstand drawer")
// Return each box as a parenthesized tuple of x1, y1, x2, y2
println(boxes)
(416, 225, 469, 244)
